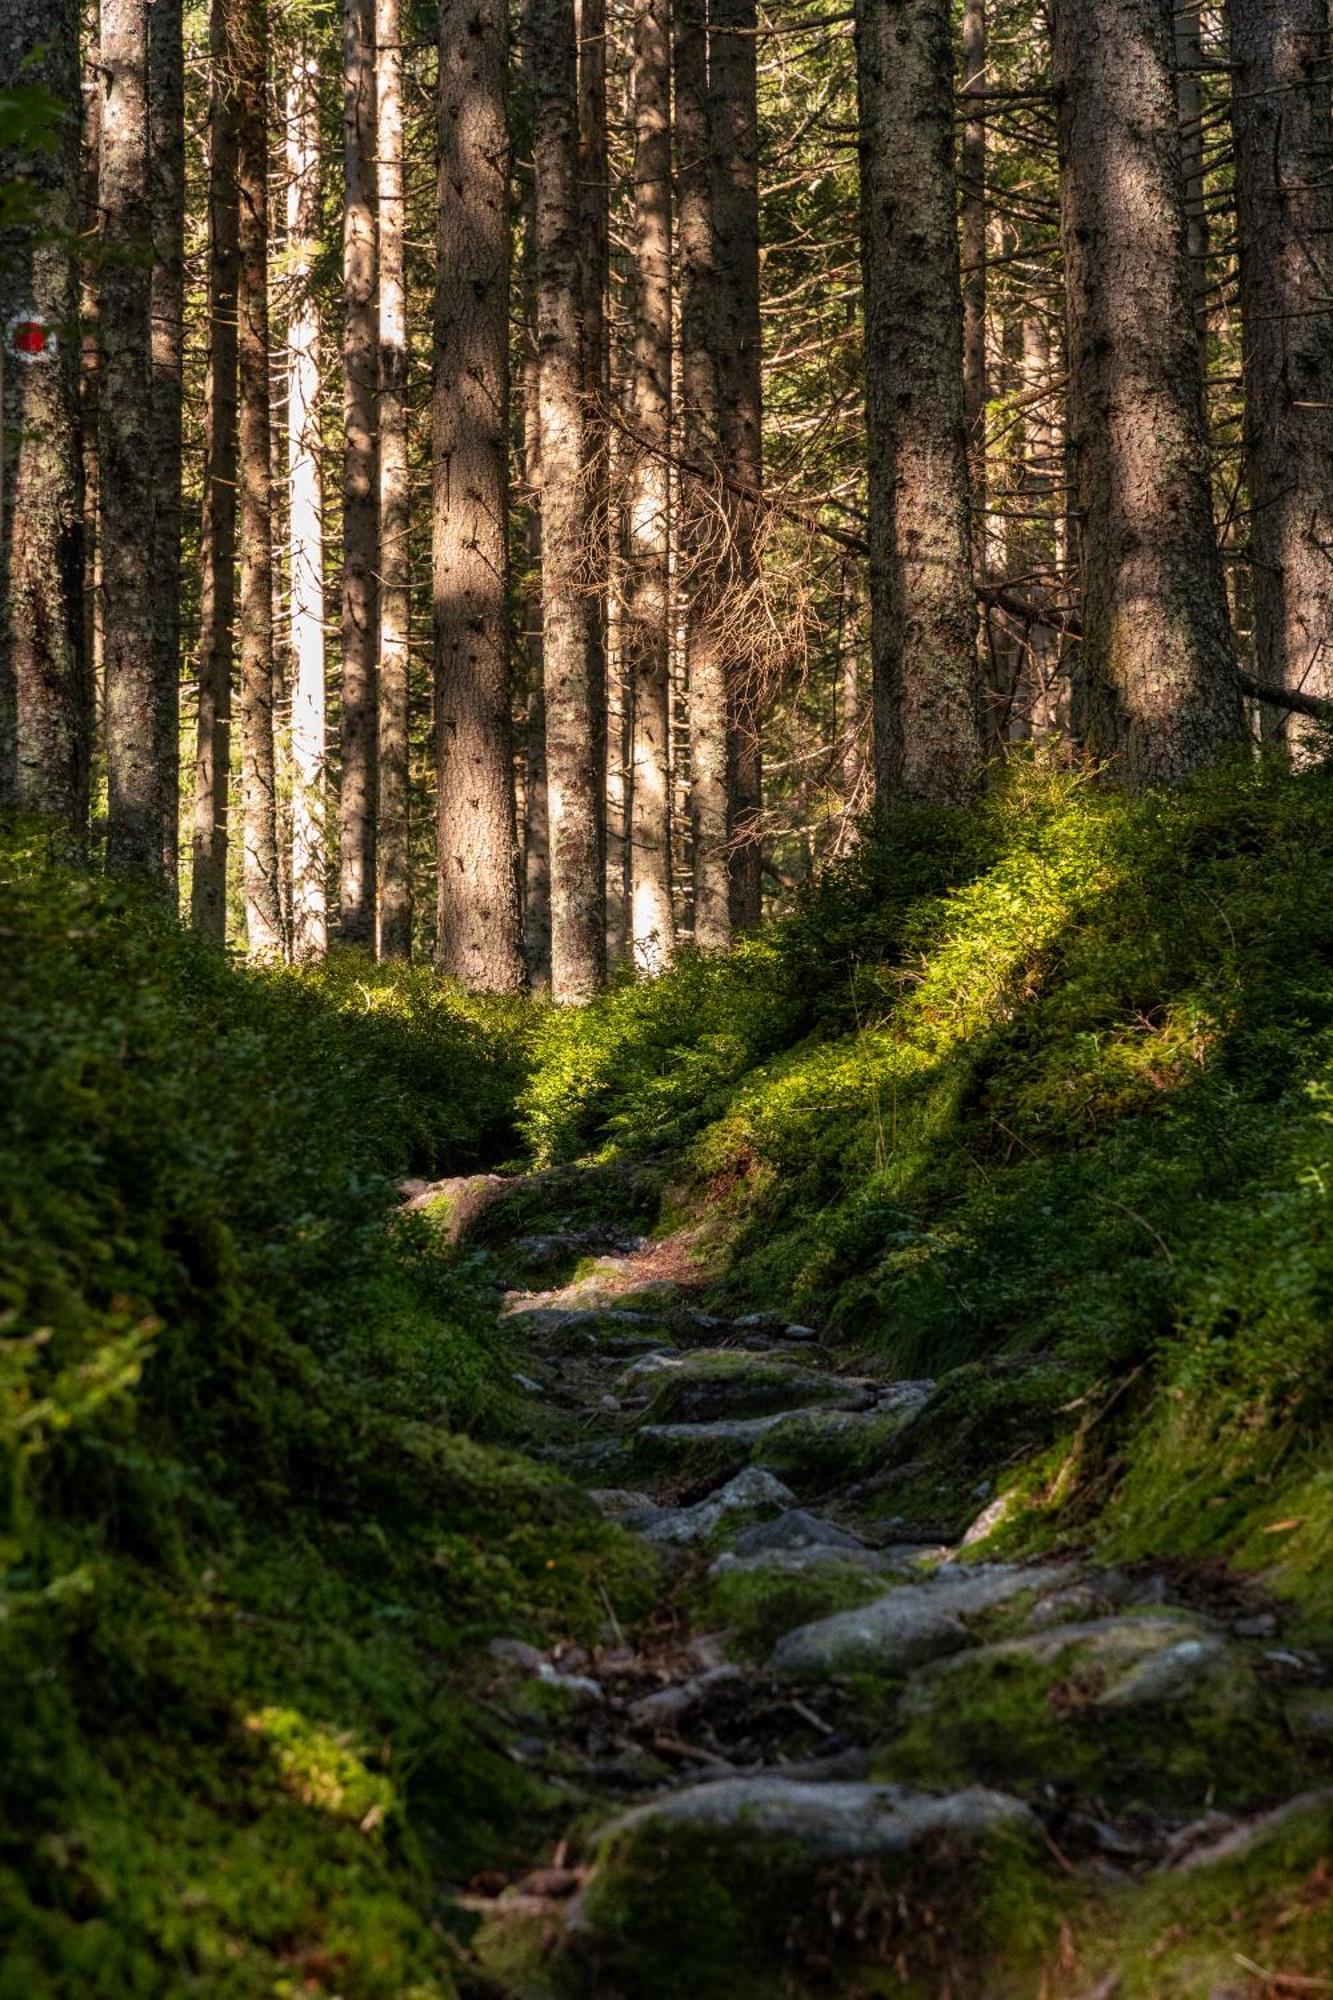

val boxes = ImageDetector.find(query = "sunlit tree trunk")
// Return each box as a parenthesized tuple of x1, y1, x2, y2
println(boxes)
(0, 0, 89, 841)
(191, 0, 239, 937)
(101, 0, 163, 876)
(530, 0, 606, 1001)
(1053, 0, 1242, 779)
(286, 47, 327, 962)
(676, 0, 729, 949)
(626, 0, 674, 973)
(340, 0, 377, 943)
(1231, 0, 1333, 746)
(855, 0, 982, 805)
(235, 0, 283, 955)
(376, 0, 411, 957)
(434, 0, 525, 989)
(712, 0, 764, 924)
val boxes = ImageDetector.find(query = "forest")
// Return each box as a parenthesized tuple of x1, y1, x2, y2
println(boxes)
(5, 0, 1333, 1990)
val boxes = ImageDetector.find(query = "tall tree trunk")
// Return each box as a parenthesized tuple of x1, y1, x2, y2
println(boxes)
(191, 0, 239, 937)
(149, 0, 184, 887)
(626, 0, 674, 973)
(0, 0, 89, 839)
(1174, 3, 1210, 374)
(340, 0, 377, 944)
(434, 0, 525, 990)
(530, 0, 605, 1001)
(100, 0, 162, 876)
(1053, 0, 1242, 779)
(521, 197, 552, 987)
(960, 0, 987, 545)
(578, 0, 610, 937)
(287, 46, 327, 963)
(855, 0, 982, 805)
(376, 0, 411, 957)
(1231, 0, 1333, 744)
(712, 0, 764, 924)
(235, 0, 283, 955)
(676, 0, 730, 950)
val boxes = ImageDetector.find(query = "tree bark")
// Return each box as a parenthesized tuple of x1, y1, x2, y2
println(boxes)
(712, 0, 764, 923)
(960, 0, 987, 544)
(434, 0, 525, 990)
(1231, 0, 1333, 747)
(149, 0, 184, 886)
(340, 0, 377, 944)
(676, 0, 729, 949)
(287, 46, 327, 962)
(1053, 0, 1242, 780)
(191, 0, 239, 937)
(1174, 2, 1210, 375)
(530, 0, 606, 1001)
(235, 0, 283, 955)
(100, 0, 162, 877)
(376, 0, 411, 957)
(578, 0, 610, 942)
(855, 0, 982, 806)
(626, 0, 674, 973)
(0, 0, 89, 840)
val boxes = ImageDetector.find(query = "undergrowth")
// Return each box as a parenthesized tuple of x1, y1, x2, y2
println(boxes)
(0, 824, 652, 1998)
(523, 759, 1333, 1619)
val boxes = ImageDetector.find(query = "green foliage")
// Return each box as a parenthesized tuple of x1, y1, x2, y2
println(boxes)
(0, 824, 649, 1997)
(523, 761, 1333, 1609)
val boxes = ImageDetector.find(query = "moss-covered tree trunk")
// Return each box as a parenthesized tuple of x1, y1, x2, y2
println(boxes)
(101, 0, 163, 877)
(376, 0, 410, 958)
(530, 0, 606, 1001)
(1053, 0, 1242, 780)
(434, 0, 525, 990)
(190, 0, 240, 939)
(340, 0, 377, 945)
(855, 0, 982, 808)
(626, 0, 674, 974)
(0, 0, 89, 839)
(235, 0, 283, 957)
(1231, 0, 1333, 747)
(712, 0, 764, 927)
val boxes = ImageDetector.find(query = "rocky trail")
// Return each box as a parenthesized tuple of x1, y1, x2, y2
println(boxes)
(407, 1173, 1333, 1997)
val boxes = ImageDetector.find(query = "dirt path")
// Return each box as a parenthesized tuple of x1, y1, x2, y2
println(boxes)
(421, 1173, 1333, 1997)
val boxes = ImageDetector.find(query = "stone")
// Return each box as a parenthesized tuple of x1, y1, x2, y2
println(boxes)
(627, 1664, 744, 1729)
(489, 1637, 546, 1673)
(771, 1562, 1073, 1676)
(597, 1467, 799, 1548)
(537, 1663, 604, 1705)
(710, 1544, 897, 1580)
(596, 1776, 1035, 1864)
(898, 1612, 1229, 1722)
(733, 1509, 868, 1556)
(639, 1352, 877, 1425)
(1168, 1789, 1333, 1874)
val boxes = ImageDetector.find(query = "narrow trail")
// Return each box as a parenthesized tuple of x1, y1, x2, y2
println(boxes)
(411, 1171, 1333, 1996)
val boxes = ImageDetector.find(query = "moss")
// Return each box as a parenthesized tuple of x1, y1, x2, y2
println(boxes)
(698, 1559, 888, 1659)
(1058, 1796, 1333, 1997)
(576, 1809, 1060, 1999)
(881, 1624, 1312, 1814)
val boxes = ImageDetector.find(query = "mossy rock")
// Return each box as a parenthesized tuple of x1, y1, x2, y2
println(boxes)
(639, 1350, 870, 1425)
(886, 1613, 1311, 1812)
(572, 1777, 1056, 1999)
(698, 1556, 893, 1660)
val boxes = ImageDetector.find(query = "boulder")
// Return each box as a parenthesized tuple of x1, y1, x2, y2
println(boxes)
(771, 1562, 1072, 1676)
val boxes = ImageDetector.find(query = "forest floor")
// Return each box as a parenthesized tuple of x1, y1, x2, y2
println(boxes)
(9, 766, 1333, 1997)
(417, 1165, 1333, 1999)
